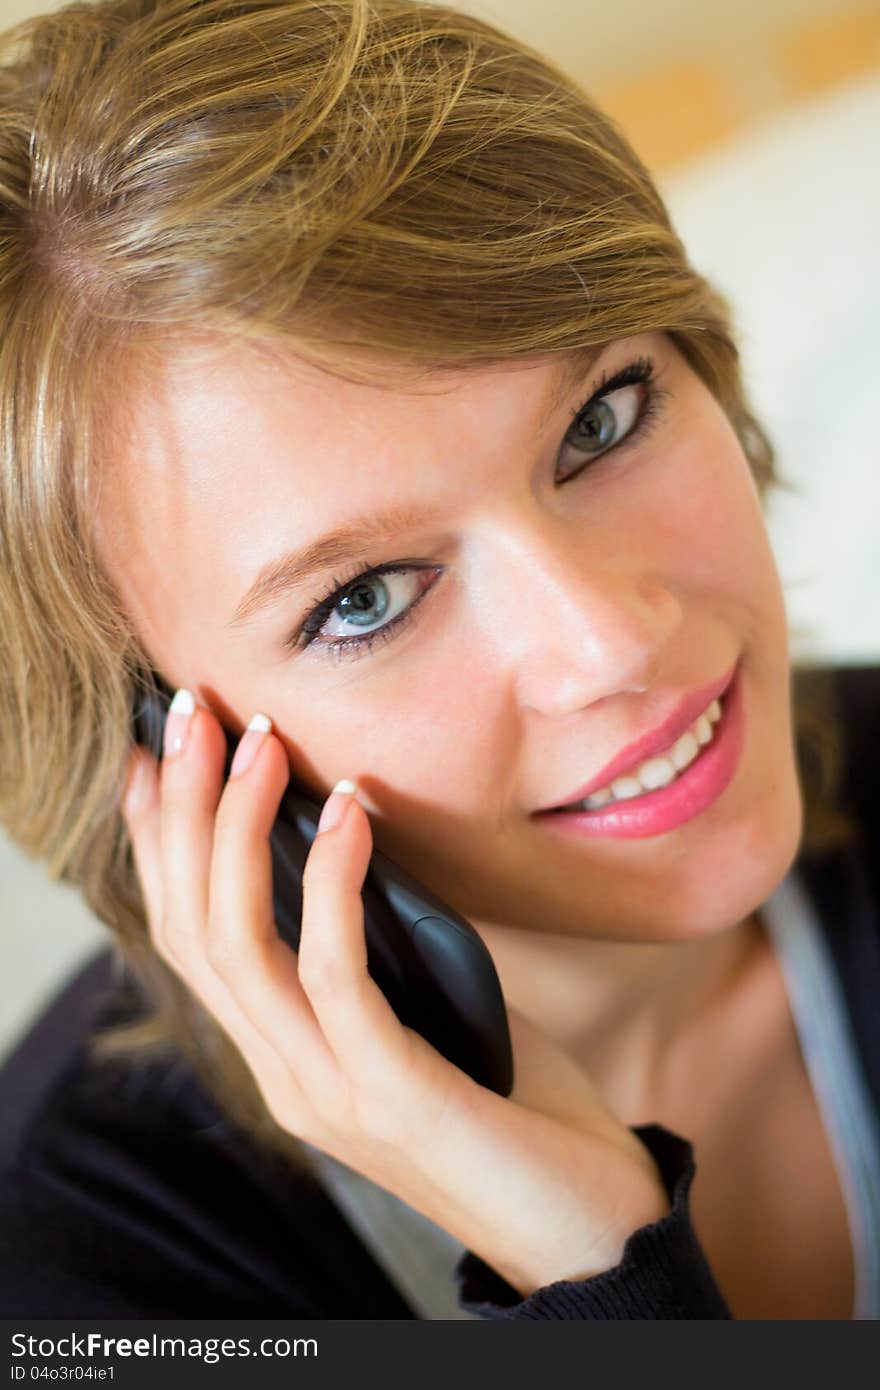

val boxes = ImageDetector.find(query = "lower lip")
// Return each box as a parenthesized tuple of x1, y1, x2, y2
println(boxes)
(533, 661, 745, 839)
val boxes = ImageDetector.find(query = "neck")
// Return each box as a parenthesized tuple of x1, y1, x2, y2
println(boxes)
(472, 909, 766, 1127)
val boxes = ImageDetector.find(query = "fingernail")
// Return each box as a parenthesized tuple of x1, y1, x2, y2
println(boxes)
(317, 778, 359, 834)
(164, 688, 196, 759)
(229, 712, 273, 779)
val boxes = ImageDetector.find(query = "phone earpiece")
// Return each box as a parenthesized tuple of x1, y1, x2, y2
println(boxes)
(131, 664, 178, 750)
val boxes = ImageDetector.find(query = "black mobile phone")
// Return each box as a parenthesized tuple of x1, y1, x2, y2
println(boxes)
(131, 675, 514, 1097)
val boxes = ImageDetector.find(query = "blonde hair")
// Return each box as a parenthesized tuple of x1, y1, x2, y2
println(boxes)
(0, 0, 857, 1167)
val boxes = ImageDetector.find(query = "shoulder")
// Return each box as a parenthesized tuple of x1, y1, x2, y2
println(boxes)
(0, 949, 412, 1317)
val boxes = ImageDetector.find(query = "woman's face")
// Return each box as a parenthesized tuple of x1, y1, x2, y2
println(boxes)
(96, 329, 803, 949)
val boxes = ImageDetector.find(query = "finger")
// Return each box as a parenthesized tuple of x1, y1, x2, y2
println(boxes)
(157, 693, 227, 966)
(206, 723, 341, 1100)
(295, 785, 412, 1089)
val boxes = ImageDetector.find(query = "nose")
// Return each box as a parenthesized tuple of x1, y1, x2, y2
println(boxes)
(476, 517, 683, 716)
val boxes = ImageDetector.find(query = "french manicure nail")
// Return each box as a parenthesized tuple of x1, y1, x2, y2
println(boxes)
(164, 688, 196, 759)
(229, 712, 273, 779)
(317, 778, 359, 834)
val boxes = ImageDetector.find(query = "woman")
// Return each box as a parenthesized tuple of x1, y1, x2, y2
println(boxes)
(0, 0, 877, 1320)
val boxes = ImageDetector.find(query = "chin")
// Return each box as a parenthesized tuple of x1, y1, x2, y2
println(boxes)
(626, 760, 803, 945)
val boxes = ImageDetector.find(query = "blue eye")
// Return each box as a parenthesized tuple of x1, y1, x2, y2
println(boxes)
(287, 353, 670, 664)
(557, 354, 664, 482)
(286, 564, 440, 664)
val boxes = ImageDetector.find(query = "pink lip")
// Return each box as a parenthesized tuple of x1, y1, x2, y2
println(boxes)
(537, 658, 740, 813)
(532, 658, 745, 838)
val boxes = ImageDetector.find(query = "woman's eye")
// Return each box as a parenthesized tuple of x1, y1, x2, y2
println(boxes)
(291, 565, 439, 663)
(320, 570, 416, 640)
(557, 382, 644, 481)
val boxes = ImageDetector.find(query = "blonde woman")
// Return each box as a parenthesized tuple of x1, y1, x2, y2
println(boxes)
(0, 0, 877, 1321)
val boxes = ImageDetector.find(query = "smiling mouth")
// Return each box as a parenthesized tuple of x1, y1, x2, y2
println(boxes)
(550, 693, 725, 812)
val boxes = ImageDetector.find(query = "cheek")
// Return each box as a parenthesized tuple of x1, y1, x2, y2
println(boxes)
(294, 638, 506, 813)
(647, 419, 779, 607)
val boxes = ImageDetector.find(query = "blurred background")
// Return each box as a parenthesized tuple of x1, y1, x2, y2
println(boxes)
(2, 0, 879, 1064)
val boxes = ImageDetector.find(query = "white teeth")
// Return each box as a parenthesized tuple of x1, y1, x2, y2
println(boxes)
(573, 693, 724, 811)
(670, 729, 699, 772)
(636, 754, 678, 790)
(608, 775, 645, 801)
(583, 785, 613, 809)
(694, 713, 713, 746)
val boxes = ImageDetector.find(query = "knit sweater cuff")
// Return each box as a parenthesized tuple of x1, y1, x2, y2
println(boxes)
(454, 1123, 733, 1319)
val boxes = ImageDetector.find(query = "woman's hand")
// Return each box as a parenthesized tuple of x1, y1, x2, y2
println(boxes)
(121, 696, 669, 1299)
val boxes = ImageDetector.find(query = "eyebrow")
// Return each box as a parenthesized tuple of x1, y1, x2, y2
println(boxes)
(227, 342, 607, 632)
(227, 500, 449, 630)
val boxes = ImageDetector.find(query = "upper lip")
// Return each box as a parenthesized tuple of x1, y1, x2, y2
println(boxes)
(535, 658, 739, 813)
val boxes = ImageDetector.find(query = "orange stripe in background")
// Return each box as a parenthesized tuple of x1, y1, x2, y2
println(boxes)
(779, 5, 880, 99)
(591, 3, 880, 174)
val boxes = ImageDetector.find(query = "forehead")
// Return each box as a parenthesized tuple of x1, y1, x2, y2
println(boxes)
(99, 336, 571, 533)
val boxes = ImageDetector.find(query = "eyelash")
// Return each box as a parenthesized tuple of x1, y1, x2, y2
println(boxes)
(287, 354, 670, 664)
